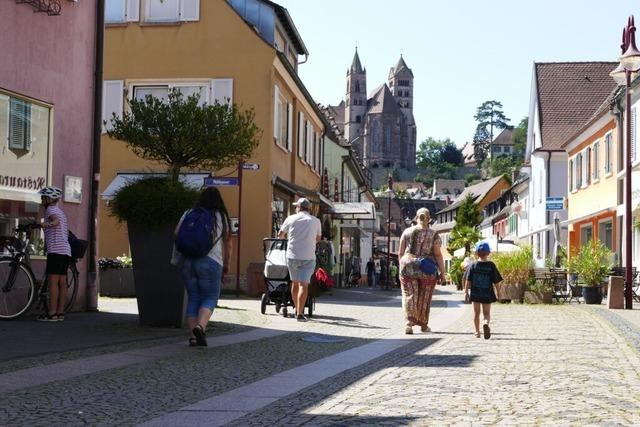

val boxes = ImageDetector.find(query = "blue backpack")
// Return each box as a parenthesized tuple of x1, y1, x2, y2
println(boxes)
(175, 208, 214, 258)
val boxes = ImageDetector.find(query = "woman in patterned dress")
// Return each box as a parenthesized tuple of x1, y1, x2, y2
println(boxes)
(397, 208, 446, 334)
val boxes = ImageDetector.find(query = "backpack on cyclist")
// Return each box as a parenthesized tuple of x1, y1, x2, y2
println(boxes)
(175, 208, 214, 258)
(68, 230, 88, 260)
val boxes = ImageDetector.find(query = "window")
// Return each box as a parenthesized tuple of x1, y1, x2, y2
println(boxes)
(356, 115, 361, 123)
(493, 146, 502, 154)
(274, 28, 286, 53)
(372, 121, 380, 152)
(384, 126, 392, 153)
(355, 81, 360, 93)
(580, 224, 593, 246)
(504, 146, 511, 153)
(593, 141, 600, 180)
(105, 0, 141, 22)
(273, 85, 289, 150)
(599, 220, 613, 250)
(605, 133, 612, 173)
(144, 0, 199, 22)
(133, 84, 208, 105)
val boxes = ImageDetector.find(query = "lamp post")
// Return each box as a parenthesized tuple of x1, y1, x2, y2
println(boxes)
(386, 174, 394, 291)
(610, 15, 640, 309)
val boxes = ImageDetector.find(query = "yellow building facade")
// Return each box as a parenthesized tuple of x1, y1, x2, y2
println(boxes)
(564, 115, 618, 255)
(100, 0, 325, 292)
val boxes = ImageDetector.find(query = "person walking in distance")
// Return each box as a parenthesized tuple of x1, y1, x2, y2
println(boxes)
(366, 257, 376, 287)
(278, 198, 321, 322)
(464, 242, 502, 339)
(37, 186, 72, 322)
(175, 187, 231, 347)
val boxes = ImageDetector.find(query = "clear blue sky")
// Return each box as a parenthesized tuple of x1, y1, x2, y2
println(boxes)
(277, 0, 634, 147)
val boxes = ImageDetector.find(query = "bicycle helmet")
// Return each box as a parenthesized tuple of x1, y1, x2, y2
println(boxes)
(38, 186, 63, 200)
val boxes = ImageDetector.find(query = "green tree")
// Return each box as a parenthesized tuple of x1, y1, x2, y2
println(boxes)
(107, 90, 261, 184)
(512, 116, 528, 158)
(416, 137, 462, 181)
(486, 156, 519, 180)
(473, 100, 511, 164)
(455, 194, 482, 228)
(441, 142, 464, 165)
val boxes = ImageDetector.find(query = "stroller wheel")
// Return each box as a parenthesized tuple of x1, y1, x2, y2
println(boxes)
(260, 293, 268, 315)
(275, 303, 281, 313)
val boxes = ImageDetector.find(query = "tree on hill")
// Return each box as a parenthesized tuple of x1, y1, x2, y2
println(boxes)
(415, 137, 463, 182)
(483, 116, 528, 179)
(473, 100, 511, 165)
(512, 116, 528, 157)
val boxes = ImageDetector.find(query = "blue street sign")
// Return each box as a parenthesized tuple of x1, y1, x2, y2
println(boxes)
(546, 197, 564, 211)
(203, 177, 239, 187)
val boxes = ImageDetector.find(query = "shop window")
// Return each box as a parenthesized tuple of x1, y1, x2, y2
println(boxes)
(599, 220, 613, 250)
(580, 224, 593, 246)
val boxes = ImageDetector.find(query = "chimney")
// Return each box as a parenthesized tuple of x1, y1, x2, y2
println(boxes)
(446, 196, 451, 205)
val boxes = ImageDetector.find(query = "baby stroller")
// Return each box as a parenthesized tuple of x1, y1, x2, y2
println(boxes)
(261, 238, 314, 318)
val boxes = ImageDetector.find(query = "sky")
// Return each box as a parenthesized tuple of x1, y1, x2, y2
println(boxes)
(277, 0, 636, 148)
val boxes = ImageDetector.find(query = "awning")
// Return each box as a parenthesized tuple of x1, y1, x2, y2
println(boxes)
(0, 187, 40, 204)
(101, 172, 210, 200)
(272, 176, 319, 202)
(518, 223, 556, 239)
(327, 202, 376, 220)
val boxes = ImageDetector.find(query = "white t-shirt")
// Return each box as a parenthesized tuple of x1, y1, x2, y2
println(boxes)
(279, 211, 322, 260)
(177, 210, 225, 265)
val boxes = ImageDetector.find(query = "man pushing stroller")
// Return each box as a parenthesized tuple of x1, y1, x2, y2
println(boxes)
(278, 198, 322, 322)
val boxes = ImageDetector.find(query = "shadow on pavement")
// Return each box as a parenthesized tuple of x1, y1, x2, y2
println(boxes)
(399, 354, 477, 368)
(308, 314, 387, 330)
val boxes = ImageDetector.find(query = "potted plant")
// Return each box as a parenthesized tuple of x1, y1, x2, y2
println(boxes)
(492, 246, 532, 303)
(524, 276, 553, 304)
(571, 242, 613, 304)
(448, 256, 465, 290)
(107, 90, 260, 327)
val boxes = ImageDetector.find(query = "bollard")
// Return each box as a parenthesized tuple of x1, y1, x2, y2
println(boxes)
(608, 276, 625, 309)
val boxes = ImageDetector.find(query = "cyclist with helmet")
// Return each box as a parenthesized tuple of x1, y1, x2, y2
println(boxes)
(37, 186, 71, 322)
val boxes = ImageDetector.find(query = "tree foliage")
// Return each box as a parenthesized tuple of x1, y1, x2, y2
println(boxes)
(455, 194, 482, 228)
(415, 137, 463, 182)
(107, 90, 261, 184)
(512, 116, 528, 157)
(448, 225, 482, 256)
(472, 100, 511, 164)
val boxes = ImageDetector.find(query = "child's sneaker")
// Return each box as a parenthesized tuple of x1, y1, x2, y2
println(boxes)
(483, 323, 491, 339)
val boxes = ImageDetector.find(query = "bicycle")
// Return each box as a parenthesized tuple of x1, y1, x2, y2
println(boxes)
(0, 223, 78, 320)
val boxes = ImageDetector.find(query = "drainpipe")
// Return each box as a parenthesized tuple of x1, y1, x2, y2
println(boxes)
(298, 53, 309, 65)
(86, 0, 105, 311)
(545, 151, 551, 259)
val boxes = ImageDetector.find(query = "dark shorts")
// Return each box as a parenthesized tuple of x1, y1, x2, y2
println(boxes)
(46, 253, 70, 276)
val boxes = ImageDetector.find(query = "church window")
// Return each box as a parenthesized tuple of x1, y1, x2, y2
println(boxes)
(355, 81, 360, 93)
(385, 126, 392, 153)
(372, 121, 381, 152)
(356, 115, 361, 123)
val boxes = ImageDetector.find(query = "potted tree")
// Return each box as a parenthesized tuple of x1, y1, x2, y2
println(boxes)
(492, 246, 532, 303)
(107, 91, 260, 326)
(572, 242, 613, 305)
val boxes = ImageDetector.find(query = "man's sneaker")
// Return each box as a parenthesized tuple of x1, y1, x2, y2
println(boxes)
(296, 315, 307, 322)
(483, 323, 491, 339)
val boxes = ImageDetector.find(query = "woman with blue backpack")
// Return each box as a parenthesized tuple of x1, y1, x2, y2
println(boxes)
(175, 187, 230, 347)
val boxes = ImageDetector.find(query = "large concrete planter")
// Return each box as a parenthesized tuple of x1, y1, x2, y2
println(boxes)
(495, 282, 526, 302)
(99, 268, 135, 297)
(524, 290, 553, 304)
(128, 224, 185, 327)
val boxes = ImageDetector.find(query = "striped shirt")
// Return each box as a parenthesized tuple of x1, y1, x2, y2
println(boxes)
(43, 205, 71, 256)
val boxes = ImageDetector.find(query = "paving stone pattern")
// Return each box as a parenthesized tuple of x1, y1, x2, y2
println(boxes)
(231, 304, 640, 426)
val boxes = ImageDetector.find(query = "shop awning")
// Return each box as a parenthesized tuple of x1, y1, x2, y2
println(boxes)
(101, 172, 210, 200)
(327, 202, 376, 220)
(272, 176, 321, 203)
(0, 187, 40, 204)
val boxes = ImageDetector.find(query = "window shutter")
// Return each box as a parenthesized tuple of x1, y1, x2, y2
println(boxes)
(286, 103, 293, 152)
(305, 122, 311, 164)
(585, 148, 591, 185)
(633, 107, 637, 162)
(211, 78, 233, 106)
(8, 98, 31, 150)
(298, 112, 304, 158)
(581, 150, 587, 187)
(125, 0, 140, 21)
(273, 86, 280, 141)
(180, 0, 199, 21)
(102, 80, 124, 132)
(569, 159, 573, 192)
(593, 142, 599, 179)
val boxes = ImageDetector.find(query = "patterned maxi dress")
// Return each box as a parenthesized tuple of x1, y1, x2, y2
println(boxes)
(399, 226, 441, 327)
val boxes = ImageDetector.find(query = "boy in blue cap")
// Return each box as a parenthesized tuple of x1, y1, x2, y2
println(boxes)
(464, 241, 503, 339)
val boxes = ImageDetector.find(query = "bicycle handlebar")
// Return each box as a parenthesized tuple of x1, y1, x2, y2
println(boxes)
(15, 222, 41, 233)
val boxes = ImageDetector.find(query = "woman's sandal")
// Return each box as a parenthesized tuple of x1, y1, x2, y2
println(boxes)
(56, 313, 65, 322)
(188, 337, 198, 347)
(192, 324, 208, 347)
(421, 325, 431, 333)
(36, 313, 58, 322)
(405, 326, 413, 335)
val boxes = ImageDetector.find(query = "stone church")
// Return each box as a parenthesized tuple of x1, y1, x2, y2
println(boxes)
(324, 49, 417, 169)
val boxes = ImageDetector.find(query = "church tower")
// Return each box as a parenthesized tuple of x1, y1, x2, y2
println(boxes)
(344, 48, 367, 145)
(388, 55, 417, 168)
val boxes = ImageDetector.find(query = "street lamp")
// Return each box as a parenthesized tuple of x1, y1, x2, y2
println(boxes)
(386, 174, 394, 291)
(610, 15, 640, 309)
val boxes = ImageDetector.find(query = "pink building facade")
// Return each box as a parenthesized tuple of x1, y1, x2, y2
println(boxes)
(0, 1, 101, 310)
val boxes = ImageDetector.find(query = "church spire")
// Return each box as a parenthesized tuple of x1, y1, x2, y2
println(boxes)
(350, 48, 364, 74)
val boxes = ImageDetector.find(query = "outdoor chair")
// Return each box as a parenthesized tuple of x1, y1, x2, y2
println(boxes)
(566, 273, 582, 304)
(549, 268, 569, 303)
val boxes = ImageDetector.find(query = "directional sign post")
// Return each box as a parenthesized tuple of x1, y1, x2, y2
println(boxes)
(203, 177, 239, 187)
(546, 197, 564, 211)
(242, 163, 260, 171)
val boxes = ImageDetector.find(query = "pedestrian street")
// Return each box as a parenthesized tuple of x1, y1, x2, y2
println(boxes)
(1, 288, 640, 426)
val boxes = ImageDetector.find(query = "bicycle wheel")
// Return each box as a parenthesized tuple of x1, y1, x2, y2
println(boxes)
(64, 263, 78, 312)
(0, 259, 36, 320)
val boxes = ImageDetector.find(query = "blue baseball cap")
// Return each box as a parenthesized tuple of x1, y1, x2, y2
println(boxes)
(476, 241, 491, 253)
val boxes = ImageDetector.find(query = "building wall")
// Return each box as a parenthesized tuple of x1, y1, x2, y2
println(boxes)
(101, 0, 322, 289)
(0, 1, 97, 309)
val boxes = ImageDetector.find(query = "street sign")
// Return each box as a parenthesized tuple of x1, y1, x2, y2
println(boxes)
(203, 177, 239, 187)
(242, 163, 260, 171)
(546, 197, 564, 211)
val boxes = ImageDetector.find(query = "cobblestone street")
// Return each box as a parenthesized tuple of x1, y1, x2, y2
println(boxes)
(1, 287, 640, 426)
